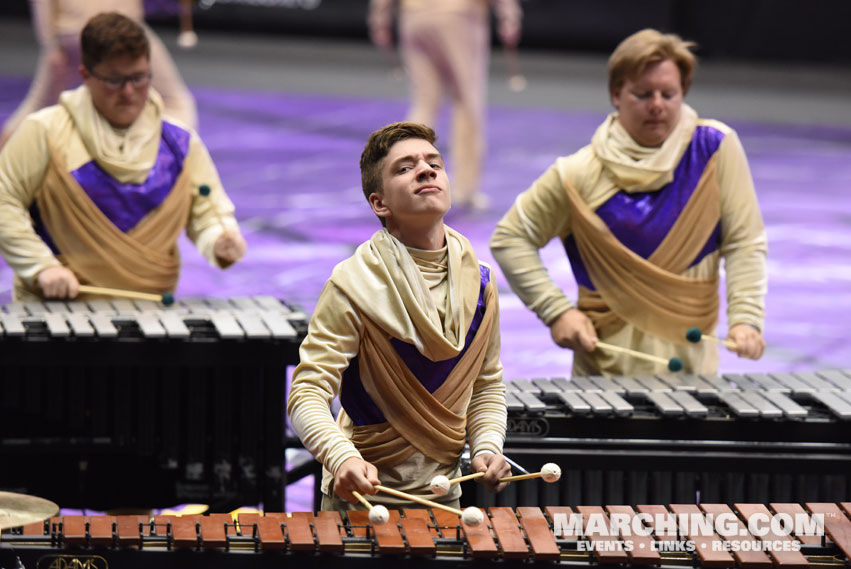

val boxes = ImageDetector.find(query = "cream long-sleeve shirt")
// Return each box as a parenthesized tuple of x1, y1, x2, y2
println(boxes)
(288, 246, 506, 503)
(490, 114, 767, 374)
(0, 89, 238, 289)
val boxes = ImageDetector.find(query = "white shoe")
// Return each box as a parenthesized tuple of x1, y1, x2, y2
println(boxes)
(178, 31, 198, 49)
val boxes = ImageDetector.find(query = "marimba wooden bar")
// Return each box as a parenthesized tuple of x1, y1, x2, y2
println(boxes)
(3, 503, 850, 568)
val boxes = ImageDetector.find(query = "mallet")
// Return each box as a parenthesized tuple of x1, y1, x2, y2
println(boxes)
(685, 327, 737, 350)
(595, 340, 683, 372)
(78, 285, 174, 306)
(374, 485, 484, 525)
(351, 490, 390, 525)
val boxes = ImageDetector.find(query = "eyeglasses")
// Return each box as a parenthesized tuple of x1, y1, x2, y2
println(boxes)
(87, 68, 152, 90)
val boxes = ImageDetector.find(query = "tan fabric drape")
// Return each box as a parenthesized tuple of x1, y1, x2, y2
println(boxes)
(569, 154, 722, 344)
(19, 144, 191, 298)
(350, 280, 496, 468)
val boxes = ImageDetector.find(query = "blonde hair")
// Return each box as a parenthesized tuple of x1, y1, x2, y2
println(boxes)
(608, 29, 697, 95)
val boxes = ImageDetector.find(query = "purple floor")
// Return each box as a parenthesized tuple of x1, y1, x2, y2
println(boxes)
(2, 74, 851, 512)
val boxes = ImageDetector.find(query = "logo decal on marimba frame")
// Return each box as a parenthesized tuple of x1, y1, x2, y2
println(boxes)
(37, 554, 108, 569)
(506, 417, 549, 436)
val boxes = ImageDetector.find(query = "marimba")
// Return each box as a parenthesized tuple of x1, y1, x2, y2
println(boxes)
(0, 296, 308, 512)
(482, 373, 851, 507)
(2, 503, 850, 568)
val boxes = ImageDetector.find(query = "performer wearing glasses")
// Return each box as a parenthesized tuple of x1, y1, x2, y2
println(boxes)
(0, 12, 245, 301)
(1, 0, 197, 148)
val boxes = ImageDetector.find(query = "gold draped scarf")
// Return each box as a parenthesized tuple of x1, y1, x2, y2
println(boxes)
(18, 144, 192, 299)
(569, 154, 722, 344)
(329, 227, 494, 468)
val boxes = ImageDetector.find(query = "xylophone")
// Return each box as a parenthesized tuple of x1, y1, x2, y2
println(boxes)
(475, 372, 851, 508)
(2, 503, 850, 568)
(0, 296, 308, 512)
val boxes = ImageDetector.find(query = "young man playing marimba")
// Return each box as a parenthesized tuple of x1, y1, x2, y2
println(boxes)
(288, 122, 511, 511)
(0, 12, 244, 301)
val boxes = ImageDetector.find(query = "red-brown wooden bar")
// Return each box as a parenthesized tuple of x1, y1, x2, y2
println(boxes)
(734, 503, 809, 569)
(115, 515, 145, 547)
(546, 506, 581, 543)
(198, 514, 228, 549)
(576, 505, 631, 565)
(605, 505, 661, 565)
(431, 508, 460, 539)
(635, 505, 678, 539)
(237, 512, 260, 536)
(516, 506, 560, 561)
(347, 509, 406, 554)
(488, 507, 530, 560)
(668, 504, 736, 568)
(255, 516, 285, 550)
(770, 504, 822, 545)
(62, 516, 87, 546)
(88, 515, 115, 547)
(806, 502, 851, 560)
(170, 515, 199, 549)
(283, 512, 314, 551)
(400, 510, 436, 556)
(313, 510, 345, 552)
(460, 509, 499, 558)
(700, 503, 772, 569)
(842, 503, 851, 518)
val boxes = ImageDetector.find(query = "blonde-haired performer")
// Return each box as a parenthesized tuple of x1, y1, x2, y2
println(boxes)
(491, 29, 767, 376)
(288, 122, 510, 511)
(1, 0, 197, 148)
(368, 0, 522, 211)
(0, 13, 243, 301)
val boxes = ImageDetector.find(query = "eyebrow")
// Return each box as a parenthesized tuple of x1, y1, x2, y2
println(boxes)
(390, 152, 443, 168)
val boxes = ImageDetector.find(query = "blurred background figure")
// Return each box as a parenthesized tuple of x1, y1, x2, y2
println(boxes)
(368, 0, 522, 212)
(177, 0, 198, 49)
(0, 0, 197, 149)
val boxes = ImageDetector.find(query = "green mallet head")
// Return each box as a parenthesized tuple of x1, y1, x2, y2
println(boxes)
(685, 327, 703, 343)
(668, 357, 684, 372)
(198, 184, 212, 197)
(161, 292, 175, 306)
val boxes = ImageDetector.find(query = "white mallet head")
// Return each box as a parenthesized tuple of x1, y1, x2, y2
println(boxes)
(541, 463, 561, 483)
(461, 506, 484, 526)
(368, 504, 390, 525)
(429, 475, 451, 495)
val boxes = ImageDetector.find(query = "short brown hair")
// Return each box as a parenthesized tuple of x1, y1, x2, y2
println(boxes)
(608, 29, 697, 96)
(360, 122, 437, 201)
(81, 12, 150, 70)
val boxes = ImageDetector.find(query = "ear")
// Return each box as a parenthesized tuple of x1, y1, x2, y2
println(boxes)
(610, 88, 621, 110)
(78, 65, 89, 83)
(368, 192, 391, 220)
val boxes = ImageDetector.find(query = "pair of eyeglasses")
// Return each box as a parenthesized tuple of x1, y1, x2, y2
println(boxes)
(87, 68, 152, 90)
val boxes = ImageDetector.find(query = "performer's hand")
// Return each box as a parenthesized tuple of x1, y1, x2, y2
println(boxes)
(213, 230, 246, 266)
(549, 308, 598, 352)
(471, 452, 512, 493)
(334, 457, 380, 504)
(728, 324, 765, 360)
(37, 266, 79, 299)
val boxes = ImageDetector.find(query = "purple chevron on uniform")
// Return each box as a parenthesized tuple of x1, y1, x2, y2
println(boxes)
(563, 125, 725, 289)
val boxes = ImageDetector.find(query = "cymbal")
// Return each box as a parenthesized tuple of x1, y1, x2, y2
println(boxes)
(0, 491, 59, 530)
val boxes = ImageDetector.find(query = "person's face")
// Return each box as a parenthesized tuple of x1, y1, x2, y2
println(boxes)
(370, 138, 451, 225)
(80, 54, 151, 128)
(611, 59, 683, 148)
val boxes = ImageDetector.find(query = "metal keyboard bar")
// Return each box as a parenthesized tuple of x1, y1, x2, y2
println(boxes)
(511, 378, 540, 393)
(817, 370, 851, 391)
(759, 391, 808, 420)
(531, 378, 564, 397)
(645, 391, 683, 416)
(504, 391, 525, 414)
(811, 390, 851, 420)
(253, 295, 289, 312)
(610, 376, 649, 397)
(744, 373, 790, 393)
(738, 390, 783, 419)
(135, 313, 167, 339)
(570, 376, 601, 393)
(554, 390, 592, 415)
(159, 312, 191, 338)
(698, 374, 738, 393)
(576, 390, 613, 415)
(0, 313, 25, 336)
(44, 313, 70, 337)
(44, 301, 68, 313)
(635, 376, 672, 392)
(587, 375, 626, 395)
(66, 313, 95, 337)
(667, 390, 708, 418)
(599, 390, 634, 416)
(210, 312, 245, 339)
(88, 313, 118, 337)
(259, 312, 297, 340)
(233, 311, 272, 339)
(513, 391, 548, 413)
(724, 373, 761, 390)
(718, 391, 760, 418)
(770, 373, 816, 396)
(551, 377, 580, 392)
(794, 371, 839, 391)
(656, 373, 700, 393)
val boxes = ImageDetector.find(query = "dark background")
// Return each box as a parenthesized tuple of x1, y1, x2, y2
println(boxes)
(1, 0, 850, 63)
